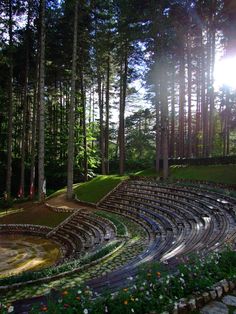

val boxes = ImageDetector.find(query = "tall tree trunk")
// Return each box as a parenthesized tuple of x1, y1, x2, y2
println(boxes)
(209, 30, 216, 155)
(38, 0, 46, 202)
(201, 32, 208, 157)
(119, 46, 128, 176)
(160, 59, 169, 179)
(67, 0, 78, 199)
(187, 34, 192, 157)
(80, 69, 88, 181)
(170, 69, 175, 157)
(98, 73, 105, 174)
(195, 56, 201, 157)
(226, 89, 230, 155)
(91, 87, 95, 150)
(155, 92, 160, 173)
(30, 85, 37, 199)
(20, 2, 31, 198)
(178, 48, 185, 158)
(105, 54, 110, 174)
(6, 0, 13, 199)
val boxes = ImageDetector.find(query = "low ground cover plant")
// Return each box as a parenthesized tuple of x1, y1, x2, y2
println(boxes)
(1, 247, 235, 314)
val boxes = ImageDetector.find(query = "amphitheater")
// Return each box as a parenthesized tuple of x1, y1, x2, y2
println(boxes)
(1, 178, 236, 310)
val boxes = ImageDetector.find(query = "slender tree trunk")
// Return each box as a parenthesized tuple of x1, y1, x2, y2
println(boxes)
(201, 32, 208, 157)
(38, 0, 46, 202)
(209, 28, 216, 156)
(195, 56, 201, 157)
(80, 69, 88, 181)
(91, 87, 95, 150)
(59, 81, 63, 161)
(155, 92, 160, 173)
(187, 34, 192, 157)
(226, 90, 230, 155)
(119, 46, 128, 176)
(6, 0, 13, 199)
(98, 72, 105, 174)
(105, 54, 110, 174)
(170, 69, 175, 157)
(20, 2, 31, 198)
(98, 76, 105, 174)
(160, 59, 169, 179)
(67, 0, 78, 199)
(30, 85, 37, 199)
(178, 48, 185, 158)
(38, 0, 45, 202)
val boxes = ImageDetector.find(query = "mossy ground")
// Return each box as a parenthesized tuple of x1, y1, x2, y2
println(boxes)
(0, 203, 71, 227)
(133, 164, 236, 185)
(74, 175, 128, 203)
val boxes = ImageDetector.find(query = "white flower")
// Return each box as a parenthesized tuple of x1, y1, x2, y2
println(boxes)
(131, 309, 135, 313)
(77, 289, 82, 294)
(105, 306, 108, 313)
(8, 306, 14, 313)
(84, 309, 88, 314)
(159, 295, 163, 300)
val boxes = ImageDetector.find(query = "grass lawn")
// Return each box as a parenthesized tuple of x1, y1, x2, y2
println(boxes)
(46, 183, 80, 199)
(0, 203, 71, 227)
(170, 164, 236, 185)
(132, 164, 236, 185)
(74, 175, 128, 203)
(133, 168, 158, 176)
(0, 208, 24, 218)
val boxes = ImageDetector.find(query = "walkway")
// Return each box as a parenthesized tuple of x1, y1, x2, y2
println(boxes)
(201, 293, 236, 314)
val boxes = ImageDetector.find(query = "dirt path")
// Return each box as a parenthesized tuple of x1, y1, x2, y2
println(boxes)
(46, 193, 95, 211)
(0, 194, 95, 227)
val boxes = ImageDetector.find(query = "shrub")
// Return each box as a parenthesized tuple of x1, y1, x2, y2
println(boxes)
(0, 199, 13, 210)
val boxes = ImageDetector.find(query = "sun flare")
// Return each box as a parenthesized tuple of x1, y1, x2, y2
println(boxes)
(214, 56, 236, 90)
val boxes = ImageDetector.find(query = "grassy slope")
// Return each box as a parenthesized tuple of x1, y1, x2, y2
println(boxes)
(134, 164, 236, 185)
(74, 175, 128, 203)
(170, 164, 236, 184)
(0, 204, 71, 227)
(134, 169, 159, 177)
(2, 165, 234, 226)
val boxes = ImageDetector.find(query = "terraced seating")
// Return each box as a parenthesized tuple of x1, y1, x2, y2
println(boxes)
(2, 180, 236, 300)
(46, 209, 117, 259)
(98, 180, 236, 267)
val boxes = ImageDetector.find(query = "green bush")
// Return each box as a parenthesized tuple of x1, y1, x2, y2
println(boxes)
(0, 199, 13, 210)
(21, 248, 236, 314)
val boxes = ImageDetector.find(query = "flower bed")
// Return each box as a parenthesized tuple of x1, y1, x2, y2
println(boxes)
(2, 248, 235, 314)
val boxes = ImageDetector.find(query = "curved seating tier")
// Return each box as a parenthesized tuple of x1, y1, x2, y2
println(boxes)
(46, 209, 116, 259)
(98, 179, 236, 267)
(85, 180, 236, 292)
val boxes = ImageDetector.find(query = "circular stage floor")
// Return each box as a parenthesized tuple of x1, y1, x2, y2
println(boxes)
(0, 234, 61, 278)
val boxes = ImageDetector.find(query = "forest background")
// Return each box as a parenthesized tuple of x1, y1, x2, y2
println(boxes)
(0, 0, 236, 200)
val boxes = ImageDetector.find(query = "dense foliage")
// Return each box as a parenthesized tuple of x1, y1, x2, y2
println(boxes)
(0, 0, 236, 197)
